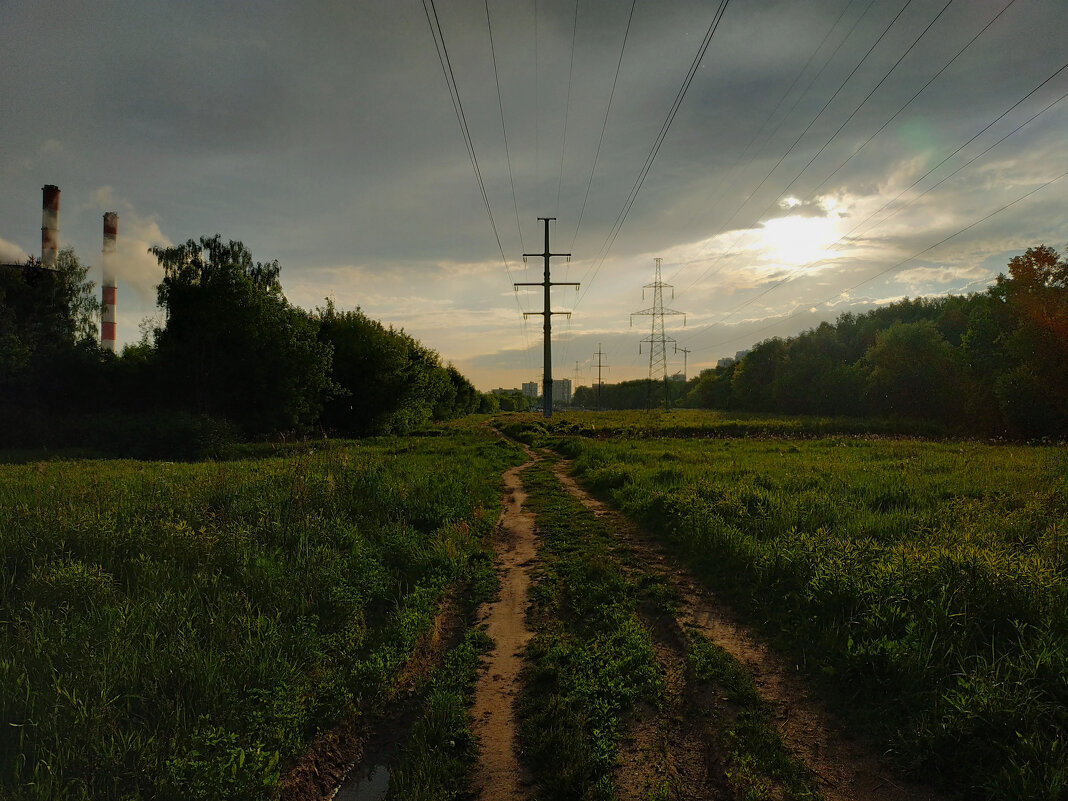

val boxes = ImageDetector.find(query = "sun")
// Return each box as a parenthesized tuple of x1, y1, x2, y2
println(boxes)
(759, 214, 838, 268)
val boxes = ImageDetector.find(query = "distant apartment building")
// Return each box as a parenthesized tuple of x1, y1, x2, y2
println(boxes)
(735, 349, 750, 361)
(717, 357, 734, 369)
(552, 378, 572, 404)
(522, 381, 539, 399)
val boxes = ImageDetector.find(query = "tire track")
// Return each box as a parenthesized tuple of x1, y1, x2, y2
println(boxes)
(552, 458, 945, 801)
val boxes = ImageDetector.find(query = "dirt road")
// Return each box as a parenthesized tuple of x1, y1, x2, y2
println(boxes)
(469, 452, 538, 801)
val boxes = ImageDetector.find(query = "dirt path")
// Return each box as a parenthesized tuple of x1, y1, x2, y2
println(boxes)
(551, 459, 944, 801)
(469, 451, 538, 801)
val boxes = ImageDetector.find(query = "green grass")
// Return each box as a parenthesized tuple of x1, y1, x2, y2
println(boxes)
(517, 458, 662, 800)
(385, 627, 494, 801)
(499, 409, 949, 445)
(556, 426, 1068, 800)
(685, 631, 820, 801)
(0, 425, 524, 800)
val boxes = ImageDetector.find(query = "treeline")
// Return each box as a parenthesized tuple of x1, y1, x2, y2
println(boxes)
(0, 236, 490, 455)
(572, 378, 684, 410)
(683, 246, 1067, 437)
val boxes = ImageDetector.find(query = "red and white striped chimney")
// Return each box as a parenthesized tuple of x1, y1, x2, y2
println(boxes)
(41, 185, 60, 267)
(102, 212, 118, 351)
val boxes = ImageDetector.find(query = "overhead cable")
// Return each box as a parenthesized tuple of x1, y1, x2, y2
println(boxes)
(485, 0, 526, 253)
(691, 166, 1068, 353)
(575, 0, 733, 307)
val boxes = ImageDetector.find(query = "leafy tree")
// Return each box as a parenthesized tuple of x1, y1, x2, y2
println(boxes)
(989, 245, 1068, 434)
(317, 302, 477, 434)
(861, 320, 964, 423)
(151, 236, 334, 433)
(683, 363, 735, 409)
(0, 248, 100, 404)
(731, 338, 787, 411)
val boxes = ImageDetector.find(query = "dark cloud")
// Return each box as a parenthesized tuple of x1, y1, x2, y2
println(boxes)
(1, 0, 1065, 387)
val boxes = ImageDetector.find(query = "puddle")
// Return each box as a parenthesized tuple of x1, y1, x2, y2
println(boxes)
(332, 764, 390, 801)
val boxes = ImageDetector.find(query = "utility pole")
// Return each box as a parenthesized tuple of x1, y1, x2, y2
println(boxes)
(673, 345, 692, 407)
(516, 217, 577, 418)
(593, 343, 608, 411)
(631, 258, 685, 410)
(675, 345, 691, 381)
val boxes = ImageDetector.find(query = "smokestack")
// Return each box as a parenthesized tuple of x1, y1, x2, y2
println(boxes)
(102, 212, 118, 352)
(41, 185, 60, 267)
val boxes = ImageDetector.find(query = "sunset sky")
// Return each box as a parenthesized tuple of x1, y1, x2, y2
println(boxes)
(2, 0, 1066, 390)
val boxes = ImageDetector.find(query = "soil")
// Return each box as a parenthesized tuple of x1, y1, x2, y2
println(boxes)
(552, 458, 946, 801)
(469, 449, 539, 801)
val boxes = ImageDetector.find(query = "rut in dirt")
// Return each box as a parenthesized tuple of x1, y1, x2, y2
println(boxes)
(469, 451, 538, 801)
(551, 459, 945, 801)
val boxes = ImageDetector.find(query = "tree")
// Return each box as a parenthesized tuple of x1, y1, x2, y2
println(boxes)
(989, 245, 1068, 434)
(151, 236, 334, 433)
(861, 320, 963, 423)
(317, 302, 480, 434)
(0, 248, 100, 405)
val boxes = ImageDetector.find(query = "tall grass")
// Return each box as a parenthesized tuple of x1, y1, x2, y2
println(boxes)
(561, 433, 1068, 800)
(501, 409, 949, 443)
(0, 428, 522, 800)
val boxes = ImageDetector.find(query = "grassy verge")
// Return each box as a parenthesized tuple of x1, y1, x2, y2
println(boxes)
(684, 631, 820, 801)
(0, 425, 523, 800)
(558, 430, 1068, 799)
(516, 458, 661, 800)
(385, 627, 494, 800)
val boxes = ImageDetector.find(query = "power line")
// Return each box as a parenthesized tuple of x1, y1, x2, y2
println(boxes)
(667, 0, 868, 284)
(556, 0, 580, 219)
(763, 0, 957, 208)
(569, 0, 637, 252)
(422, 0, 509, 272)
(678, 0, 915, 294)
(423, 0, 531, 369)
(810, 0, 1019, 197)
(690, 165, 1068, 354)
(679, 73, 1068, 345)
(485, 0, 525, 253)
(576, 0, 732, 307)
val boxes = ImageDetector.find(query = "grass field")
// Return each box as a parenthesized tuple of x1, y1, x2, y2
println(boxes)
(0, 426, 522, 800)
(528, 411, 1068, 800)
(498, 408, 949, 443)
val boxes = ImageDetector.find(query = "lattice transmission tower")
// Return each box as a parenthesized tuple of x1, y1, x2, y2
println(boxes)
(631, 258, 685, 409)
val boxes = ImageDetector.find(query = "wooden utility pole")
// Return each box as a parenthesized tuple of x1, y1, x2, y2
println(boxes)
(516, 217, 577, 418)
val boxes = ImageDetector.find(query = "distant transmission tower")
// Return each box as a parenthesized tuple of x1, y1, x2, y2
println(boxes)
(593, 343, 608, 411)
(631, 258, 685, 409)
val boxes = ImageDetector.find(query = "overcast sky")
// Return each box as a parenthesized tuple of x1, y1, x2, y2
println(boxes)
(3, 0, 1066, 390)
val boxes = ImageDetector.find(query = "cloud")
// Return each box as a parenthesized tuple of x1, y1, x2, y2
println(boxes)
(0, 237, 29, 263)
(88, 188, 170, 304)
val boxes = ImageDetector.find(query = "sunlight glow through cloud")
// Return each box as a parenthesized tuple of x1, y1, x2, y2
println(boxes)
(759, 215, 839, 268)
